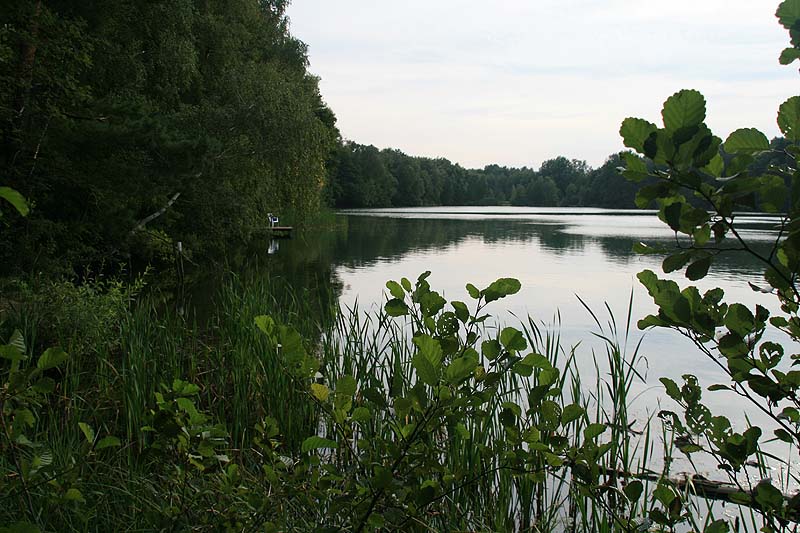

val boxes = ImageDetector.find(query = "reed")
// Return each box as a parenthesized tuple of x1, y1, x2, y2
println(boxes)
(1, 274, 740, 531)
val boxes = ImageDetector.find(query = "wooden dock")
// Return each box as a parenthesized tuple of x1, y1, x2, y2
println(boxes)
(267, 226, 293, 238)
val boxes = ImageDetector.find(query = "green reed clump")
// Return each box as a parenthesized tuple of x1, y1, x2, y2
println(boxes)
(2, 271, 745, 532)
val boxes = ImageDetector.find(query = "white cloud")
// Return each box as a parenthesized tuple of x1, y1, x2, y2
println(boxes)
(287, 1, 798, 169)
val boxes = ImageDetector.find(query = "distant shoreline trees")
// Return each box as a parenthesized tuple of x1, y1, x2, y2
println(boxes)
(326, 139, 787, 210)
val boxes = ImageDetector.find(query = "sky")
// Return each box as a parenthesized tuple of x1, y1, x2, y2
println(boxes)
(286, 1, 798, 170)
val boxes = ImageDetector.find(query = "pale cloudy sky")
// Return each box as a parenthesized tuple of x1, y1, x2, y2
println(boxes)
(286, 1, 798, 170)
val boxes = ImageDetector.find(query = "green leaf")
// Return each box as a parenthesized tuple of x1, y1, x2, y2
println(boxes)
(660, 378, 681, 400)
(775, 428, 794, 443)
(254, 315, 276, 336)
(64, 488, 84, 502)
(336, 375, 357, 397)
(419, 291, 447, 316)
(78, 422, 95, 444)
(301, 436, 338, 453)
(725, 303, 755, 337)
(445, 356, 478, 384)
(662, 89, 706, 133)
(9, 330, 26, 354)
(0, 344, 25, 363)
(413, 352, 439, 386)
(176, 397, 201, 420)
(15, 409, 35, 428)
(723, 128, 769, 155)
(686, 256, 712, 281)
(310, 383, 330, 402)
(384, 298, 409, 317)
(481, 339, 501, 360)
(704, 519, 730, 533)
(663, 251, 691, 274)
(780, 47, 800, 64)
(620, 118, 658, 153)
(754, 481, 784, 511)
(414, 335, 443, 369)
(37, 347, 68, 370)
(778, 96, 800, 142)
(372, 465, 393, 489)
(367, 514, 386, 528)
(0, 187, 29, 216)
(758, 175, 788, 213)
(620, 152, 650, 182)
(481, 277, 521, 303)
(632, 242, 663, 255)
(31, 378, 55, 394)
(451, 301, 469, 323)
(777, 0, 800, 32)
(385, 280, 405, 300)
(703, 153, 724, 177)
(623, 480, 644, 503)
(584, 423, 607, 440)
(465, 283, 480, 299)
(351, 407, 371, 422)
(96, 436, 121, 450)
(561, 403, 584, 425)
(499, 327, 527, 352)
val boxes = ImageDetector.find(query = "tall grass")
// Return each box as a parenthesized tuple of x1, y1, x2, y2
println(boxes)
(1, 274, 747, 531)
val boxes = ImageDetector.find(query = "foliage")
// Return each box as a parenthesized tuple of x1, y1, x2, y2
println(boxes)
(0, 0, 338, 275)
(621, 1, 800, 529)
(327, 138, 788, 211)
(1, 270, 675, 531)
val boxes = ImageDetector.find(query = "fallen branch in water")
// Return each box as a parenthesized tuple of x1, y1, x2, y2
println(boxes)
(601, 466, 799, 521)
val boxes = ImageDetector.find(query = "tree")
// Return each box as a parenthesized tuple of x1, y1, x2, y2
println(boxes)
(0, 0, 337, 274)
(621, 1, 800, 527)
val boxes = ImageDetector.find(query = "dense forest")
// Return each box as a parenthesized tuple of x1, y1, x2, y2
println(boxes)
(324, 138, 791, 210)
(1, 0, 338, 276)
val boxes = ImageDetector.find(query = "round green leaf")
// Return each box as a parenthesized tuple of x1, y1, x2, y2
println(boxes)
(620, 118, 657, 153)
(662, 89, 706, 133)
(778, 96, 800, 142)
(384, 298, 409, 317)
(385, 280, 405, 300)
(37, 347, 68, 370)
(777, 0, 800, 31)
(723, 128, 769, 155)
(481, 277, 521, 303)
(686, 256, 712, 281)
(780, 47, 800, 65)
(301, 436, 338, 453)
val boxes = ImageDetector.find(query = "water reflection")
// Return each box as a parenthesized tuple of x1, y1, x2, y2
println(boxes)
(189, 208, 784, 454)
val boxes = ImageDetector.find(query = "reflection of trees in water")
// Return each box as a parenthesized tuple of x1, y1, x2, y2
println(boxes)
(330, 215, 777, 285)
(593, 231, 776, 282)
(532, 224, 589, 254)
(185, 214, 778, 320)
(184, 228, 347, 327)
(331, 216, 593, 266)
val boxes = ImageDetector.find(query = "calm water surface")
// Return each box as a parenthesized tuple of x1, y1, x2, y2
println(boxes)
(259, 207, 789, 478)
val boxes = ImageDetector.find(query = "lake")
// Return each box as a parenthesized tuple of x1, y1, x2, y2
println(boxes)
(255, 206, 790, 481)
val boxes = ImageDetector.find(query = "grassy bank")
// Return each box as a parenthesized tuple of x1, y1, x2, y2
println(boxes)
(0, 273, 775, 531)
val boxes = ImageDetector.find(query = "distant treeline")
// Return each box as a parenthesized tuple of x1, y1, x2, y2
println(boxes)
(325, 138, 791, 209)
